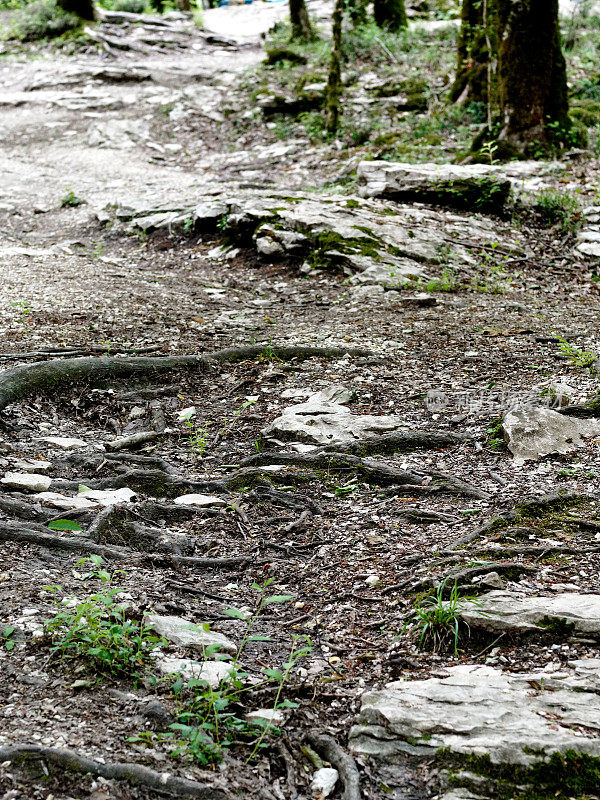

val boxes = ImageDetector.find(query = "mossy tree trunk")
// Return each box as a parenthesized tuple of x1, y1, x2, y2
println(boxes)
(57, 0, 95, 20)
(451, 0, 496, 107)
(289, 0, 313, 41)
(496, 0, 569, 154)
(373, 0, 407, 31)
(325, 0, 344, 135)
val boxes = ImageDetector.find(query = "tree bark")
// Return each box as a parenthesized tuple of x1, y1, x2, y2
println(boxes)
(496, 0, 569, 154)
(57, 0, 95, 20)
(451, 0, 496, 107)
(325, 0, 344, 135)
(289, 0, 313, 41)
(373, 0, 407, 32)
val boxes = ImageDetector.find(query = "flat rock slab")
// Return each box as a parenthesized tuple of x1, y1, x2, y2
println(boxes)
(458, 590, 600, 637)
(350, 663, 600, 791)
(357, 161, 511, 212)
(145, 614, 237, 655)
(263, 385, 403, 445)
(502, 407, 600, 464)
(1, 472, 52, 492)
(126, 187, 523, 288)
(173, 493, 227, 507)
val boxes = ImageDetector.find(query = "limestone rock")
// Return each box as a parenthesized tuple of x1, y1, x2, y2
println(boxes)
(357, 161, 511, 212)
(245, 708, 285, 726)
(156, 656, 234, 687)
(173, 494, 227, 508)
(263, 385, 403, 445)
(33, 492, 98, 510)
(350, 663, 600, 783)
(502, 407, 600, 464)
(79, 488, 137, 506)
(457, 590, 600, 636)
(311, 767, 339, 798)
(145, 614, 237, 655)
(1, 472, 52, 492)
(37, 436, 88, 449)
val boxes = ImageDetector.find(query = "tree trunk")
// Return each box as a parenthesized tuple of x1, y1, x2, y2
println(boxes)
(451, 0, 496, 107)
(57, 0, 95, 20)
(325, 0, 344, 135)
(496, 0, 569, 154)
(373, 0, 407, 32)
(289, 0, 313, 41)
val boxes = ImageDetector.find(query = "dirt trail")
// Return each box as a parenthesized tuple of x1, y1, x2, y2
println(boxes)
(1, 9, 600, 800)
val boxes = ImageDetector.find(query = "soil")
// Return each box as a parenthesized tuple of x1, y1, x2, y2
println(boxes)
(1, 6, 600, 800)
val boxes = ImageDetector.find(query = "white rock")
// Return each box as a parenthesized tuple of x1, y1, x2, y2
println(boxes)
(245, 708, 285, 726)
(311, 767, 339, 798)
(12, 459, 52, 473)
(34, 492, 97, 510)
(477, 571, 504, 589)
(145, 614, 237, 655)
(365, 574, 381, 587)
(37, 437, 88, 449)
(78, 488, 137, 506)
(502, 407, 600, 464)
(263, 385, 403, 445)
(156, 657, 234, 687)
(1, 472, 52, 492)
(173, 494, 227, 508)
(457, 591, 600, 636)
(350, 663, 600, 769)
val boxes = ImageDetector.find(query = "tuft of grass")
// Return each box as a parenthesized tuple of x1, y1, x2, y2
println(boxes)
(61, 188, 84, 208)
(536, 189, 583, 235)
(403, 579, 468, 654)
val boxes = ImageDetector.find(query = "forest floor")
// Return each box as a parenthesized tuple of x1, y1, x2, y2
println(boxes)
(2, 5, 600, 800)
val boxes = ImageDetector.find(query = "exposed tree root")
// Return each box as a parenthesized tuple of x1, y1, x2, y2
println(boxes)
(0, 522, 248, 568)
(240, 452, 486, 498)
(0, 345, 371, 413)
(305, 732, 361, 800)
(0, 494, 46, 522)
(405, 561, 537, 595)
(59, 469, 227, 498)
(0, 744, 228, 799)
(319, 430, 465, 456)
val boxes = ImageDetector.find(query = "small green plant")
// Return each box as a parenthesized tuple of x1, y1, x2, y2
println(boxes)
(486, 417, 505, 450)
(1, 625, 15, 651)
(180, 410, 209, 459)
(536, 189, 583, 235)
(424, 267, 460, 293)
(44, 556, 162, 675)
(556, 335, 598, 372)
(61, 188, 84, 208)
(219, 399, 257, 439)
(403, 580, 469, 654)
(157, 580, 311, 765)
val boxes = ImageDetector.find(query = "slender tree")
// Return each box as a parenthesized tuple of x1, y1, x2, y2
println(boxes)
(451, 0, 496, 108)
(57, 0, 95, 20)
(325, 0, 344, 135)
(495, 0, 570, 153)
(373, 0, 407, 32)
(289, 0, 313, 41)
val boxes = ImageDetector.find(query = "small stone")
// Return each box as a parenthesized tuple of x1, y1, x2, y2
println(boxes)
(311, 767, 339, 798)
(478, 571, 504, 589)
(78, 488, 137, 506)
(33, 492, 97, 510)
(245, 708, 285, 726)
(37, 437, 88, 449)
(71, 679, 94, 690)
(1, 472, 52, 492)
(365, 574, 381, 587)
(173, 494, 227, 508)
(145, 614, 237, 655)
(502, 407, 600, 464)
(12, 459, 52, 473)
(156, 657, 234, 687)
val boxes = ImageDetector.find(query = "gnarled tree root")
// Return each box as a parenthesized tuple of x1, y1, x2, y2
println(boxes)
(0, 345, 370, 413)
(0, 744, 228, 799)
(0, 522, 249, 568)
(305, 732, 361, 800)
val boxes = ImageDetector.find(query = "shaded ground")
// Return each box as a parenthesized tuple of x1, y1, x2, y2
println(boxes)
(2, 6, 600, 800)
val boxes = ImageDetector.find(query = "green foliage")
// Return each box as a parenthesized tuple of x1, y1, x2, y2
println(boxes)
(536, 189, 583, 235)
(486, 417, 505, 450)
(556, 335, 598, 372)
(180, 410, 209, 459)
(154, 580, 311, 765)
(44, 556, 162, 675)
(47, 518, 83, 532)
(61, 188, 84, 208)
(6, 0, 80, 41)
(423, 267, 460, 293)
(1, 625, 15, 651)
(404, 580, 468, 654)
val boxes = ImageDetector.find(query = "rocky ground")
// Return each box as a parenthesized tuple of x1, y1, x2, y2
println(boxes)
(2, 5, 600, 800)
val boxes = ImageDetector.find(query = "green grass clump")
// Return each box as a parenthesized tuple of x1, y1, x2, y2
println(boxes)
(536, 189, 583, 235)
